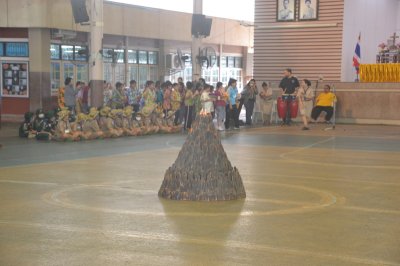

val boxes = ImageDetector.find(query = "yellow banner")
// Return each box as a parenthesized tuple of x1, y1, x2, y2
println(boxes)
(360, 64, 400, 82)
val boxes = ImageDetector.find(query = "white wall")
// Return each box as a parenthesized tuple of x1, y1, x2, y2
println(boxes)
(397, 2, 400, 30)
(341, 0, 400, 81)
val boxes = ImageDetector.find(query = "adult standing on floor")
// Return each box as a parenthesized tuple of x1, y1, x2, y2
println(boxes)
(279, 68, 300, 126)
(258, 82, 274, 126)
(214, 82, 227, 131)
(64, 77, 78, 114)
(225, 78, 240, 130)
(242, 79, 258, 126)
(297, 79, 315, 130)
(183, 81, 195, 131)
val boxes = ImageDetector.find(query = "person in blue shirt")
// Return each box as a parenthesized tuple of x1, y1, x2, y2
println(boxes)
(224, 78, 240, 130)
(155, 81, 164, 105)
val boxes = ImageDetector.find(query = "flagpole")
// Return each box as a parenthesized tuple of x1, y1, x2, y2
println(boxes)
(353, 32, 361, 82)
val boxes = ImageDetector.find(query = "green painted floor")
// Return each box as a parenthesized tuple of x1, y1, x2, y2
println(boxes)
(0, 123, 400, 265)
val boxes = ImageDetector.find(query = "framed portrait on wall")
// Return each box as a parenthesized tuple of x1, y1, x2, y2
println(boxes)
(299, 0, 319, 21)
(1, 62, 29, 98)
(276, 0, 296, 22)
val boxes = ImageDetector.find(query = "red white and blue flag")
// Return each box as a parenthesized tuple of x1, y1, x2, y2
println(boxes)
(353, 33, 361, 74)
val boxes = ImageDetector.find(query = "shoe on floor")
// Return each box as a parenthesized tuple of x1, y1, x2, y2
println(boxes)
(302, 127, 310, 130)
(234, 127, 240, 130)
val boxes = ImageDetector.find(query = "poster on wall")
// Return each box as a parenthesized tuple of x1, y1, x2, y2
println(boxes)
(299, 0, 319, 21)
(1, 62, 29, 98)
(276, 0, 296, 21)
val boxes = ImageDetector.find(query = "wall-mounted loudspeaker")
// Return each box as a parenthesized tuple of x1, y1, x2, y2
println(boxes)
(70, 0, 90, 24)
(191, 14, 212, 38)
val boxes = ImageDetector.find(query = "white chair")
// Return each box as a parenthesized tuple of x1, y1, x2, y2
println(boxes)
(270, 100, 279, 124)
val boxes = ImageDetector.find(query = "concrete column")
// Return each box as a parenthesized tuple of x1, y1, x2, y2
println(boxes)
(219, 43, 223, 82)
(191, 0, 203, 82)
(158, 40, 168, 82)
(89, 0, 104, 108)
(28, 28, 51, 112)
(124, 36, 129, 85)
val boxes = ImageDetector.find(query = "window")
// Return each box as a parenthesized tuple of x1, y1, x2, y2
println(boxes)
(149, 66, 158, 82)
(76, 64, 88, 83)
(74, 46, 88, 61)
(5, 42, 29, 57)
(235, 57, 242, 68)
(128, 50, 137, 64)
(63, 63, 74, 80)
(148, 51, 158, 65)
(0, 42, 4, 56)
(114, 49, 125, 63)
(227, 56, 235, 68)
(50, 62, 61, 95)
(50, 44, 61, 60)
(184, 55, 192, 68)
(102, 48, 113, 63)
(128, 65, 138, 82)
(202, 67, 219, 87)
(138, 65, 148, 89)
(103, 63, 112, 83)
(61, 45, 74, 61)
(115, 64, 126, 84)
(138, 51, 148, 64)
(220, 56, 227, 68)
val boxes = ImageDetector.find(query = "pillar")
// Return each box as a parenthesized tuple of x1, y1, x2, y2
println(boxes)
(125, 36, 129, 85)
(191, 0, 203, 82)
(28, 28, 51, 112)
(219, 43, 223, 82)
(158, 40, 169, 82)
(89, 0, 104, 108)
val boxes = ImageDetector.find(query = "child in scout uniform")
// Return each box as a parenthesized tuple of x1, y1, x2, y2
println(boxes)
(171, 83, 182, 125)
(82, 107, 104, 140)
(19, 112, 36, 139)
(99, 106, 121, 138)
(33, 109, 53, 141)
(122, 106, 141, 136)
(110, 109, 125, 136)
(75, 113, 90, 140)
(54, 109, 80, 141)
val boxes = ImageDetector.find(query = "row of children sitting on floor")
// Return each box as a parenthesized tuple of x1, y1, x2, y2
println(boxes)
(19, 104, 182, 141)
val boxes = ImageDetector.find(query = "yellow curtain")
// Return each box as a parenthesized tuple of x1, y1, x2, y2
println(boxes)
(360, 64, 400, 82)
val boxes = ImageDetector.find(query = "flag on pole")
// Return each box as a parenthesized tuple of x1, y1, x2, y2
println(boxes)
(353, 33, 361, 74)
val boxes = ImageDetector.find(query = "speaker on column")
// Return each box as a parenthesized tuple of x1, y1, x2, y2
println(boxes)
(70, 0, 90, 24)
(191, 14, 212, 38)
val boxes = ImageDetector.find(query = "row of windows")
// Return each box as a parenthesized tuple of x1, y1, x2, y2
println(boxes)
(51, 44, 87, 61)
(170, 67, 243, 90)
(0, 42, 29, 57)
(183, 55, 242, 69)
(50, 44, 159, 65)
(220, 56, 243, 69)
(101, 49, 158, 65)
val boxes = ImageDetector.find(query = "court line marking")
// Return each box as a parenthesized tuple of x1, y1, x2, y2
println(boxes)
(4, 178, 398, 216)
(240, 173, 400, 187)
(225, 144, 400, 170)
(0, 180, 60, 186)
(0, 220, 397, 266)
(40, 181, 339, 217)
(342, 206, 400, 215)
(239, 128, 400, 140)
(0, 147, 174, 170)
(279, 137, 335, 159)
